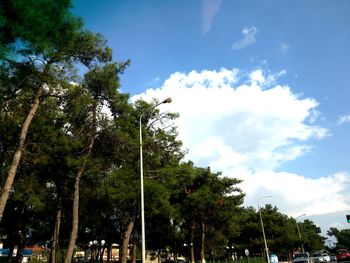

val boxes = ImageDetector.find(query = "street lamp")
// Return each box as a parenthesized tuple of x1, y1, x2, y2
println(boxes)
(226, 246, 234, 261)
(257, 196, 272, 263)
(139, 98, 172, 263)
(295, 214, 306, 252)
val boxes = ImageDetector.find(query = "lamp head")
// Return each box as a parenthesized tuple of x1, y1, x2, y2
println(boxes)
(296, 213, 306, 219)
(162, 97, 172, 104)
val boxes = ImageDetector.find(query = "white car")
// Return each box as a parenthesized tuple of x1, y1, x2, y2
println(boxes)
(312, 252, 331, 263)
(322, 253, 331, 262)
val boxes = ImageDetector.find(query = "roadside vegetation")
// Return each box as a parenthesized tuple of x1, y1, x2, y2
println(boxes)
(0, 1, 347, 263)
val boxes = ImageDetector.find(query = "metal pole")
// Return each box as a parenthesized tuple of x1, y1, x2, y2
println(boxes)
(140, 117, 146, 263)
(296, 223, 304, 253)
(139, 98, 172, 263)
(295, 214, 306, 253)
(258, 196, 272, 263)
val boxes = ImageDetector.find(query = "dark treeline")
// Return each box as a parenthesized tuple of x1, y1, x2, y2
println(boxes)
(0, 1, 341, 263)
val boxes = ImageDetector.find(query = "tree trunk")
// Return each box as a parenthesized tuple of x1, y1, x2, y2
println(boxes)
(64, 165, 84, 263)
(12, 206, 27, 263)
(106, 243, 111, 263)
(99, 247, 105, 263)
(64, 155, 93, 263)
(7, 246, 14, 263)
(157, 249, 161, 263)
(120, 218, 135, 263)
(64, 105, 96, 263)
(50, 199, 62, 263)
(131, 232, 138, 263)
(190, 222, 195, 263)
(14, 242, 24, 263)
(200, 222, 206, 263)
(0, 87, 42, 223)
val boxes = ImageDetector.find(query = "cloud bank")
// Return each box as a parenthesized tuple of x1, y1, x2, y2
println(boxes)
(232, 26, 257, 50)
(132, 68, 350, 219)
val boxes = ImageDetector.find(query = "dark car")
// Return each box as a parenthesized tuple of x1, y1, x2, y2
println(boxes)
(330, 254, 337, 261)
(336, 249, 350, 262)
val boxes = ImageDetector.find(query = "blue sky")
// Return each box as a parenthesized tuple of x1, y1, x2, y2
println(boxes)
(72, 0, 350, 236)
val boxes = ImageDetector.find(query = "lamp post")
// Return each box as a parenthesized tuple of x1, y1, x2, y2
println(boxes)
(257, 196, 272, 263)
(226, 246, 234, 261)
(295, 214, 306, 252)
(140, 98, 172, 263)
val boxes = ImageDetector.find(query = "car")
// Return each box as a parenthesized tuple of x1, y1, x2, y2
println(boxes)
(322, 253, 331, 262)
(312, 252, 325, 263)
(293, 252, 311, 263)
(21, 256, 31, 263)
(336, 249, 350, 262)
(312, 252, 331, 263)
(329, 254, 336, 262)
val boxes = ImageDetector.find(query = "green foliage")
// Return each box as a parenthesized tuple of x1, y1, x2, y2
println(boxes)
(298, 219, 325, 252)
(168, 162, 244, 260)
(0, 0, 112, 67)
(0, 0, 78, 57)
(327, 227, 350, 249)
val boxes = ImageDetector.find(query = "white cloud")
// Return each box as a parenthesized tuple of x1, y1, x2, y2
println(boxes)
(201, 0, 222, 35)
(329, 222, 345, 230)
(132, 68, 350, 219)
(249, 69, 265, 83)
(232, 26, 257, 50)
(241, 170, 350, 216)
(145, 76, 160, 87)
(280, 42, 289, 52)
(337, 114, 350, 125)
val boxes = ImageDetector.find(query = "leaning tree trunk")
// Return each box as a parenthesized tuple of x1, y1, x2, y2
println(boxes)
(64, 135, 95, 263)
(200, 222, 206, 263)
(64, 151, 93, 263)
(50, 196, 62, 263)
(120, 217, 135, 263)
(64, 163, 85, 263)
(0, 87, 42, 223)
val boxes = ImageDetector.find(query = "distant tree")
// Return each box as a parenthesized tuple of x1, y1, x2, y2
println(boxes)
(327, 227, 350, 249)
(173, 162, 243, 263)
(260, 205, 300, 259)
(231, 206, 262, 256)
(231, 205, 313, 261)
(298, 219, 325, 253)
